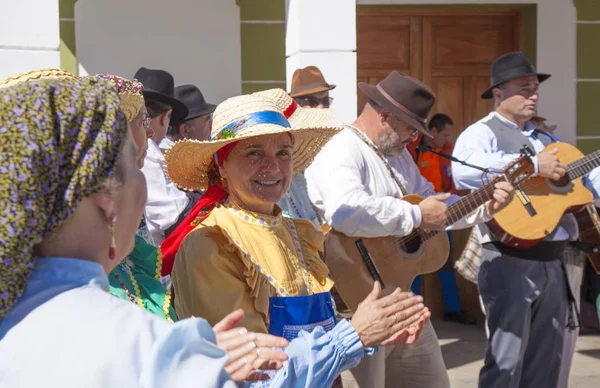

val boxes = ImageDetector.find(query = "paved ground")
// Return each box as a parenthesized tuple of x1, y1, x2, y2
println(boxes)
(433, 319, 600, 388)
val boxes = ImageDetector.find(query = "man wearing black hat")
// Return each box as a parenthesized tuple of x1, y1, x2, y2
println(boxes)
(452, 51, 600, 387)
(159, 84, 216, 238)
(134, 67, 191, 246)
(306, 71, 514, 388)
(162, 84, 216, 148)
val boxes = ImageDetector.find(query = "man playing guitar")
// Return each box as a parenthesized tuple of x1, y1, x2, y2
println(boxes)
(305, 71, 514, 388)
(452, 51, 600, 388)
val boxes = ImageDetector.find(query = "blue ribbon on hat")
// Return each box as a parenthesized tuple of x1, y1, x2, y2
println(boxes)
(211, 111, 291, 141)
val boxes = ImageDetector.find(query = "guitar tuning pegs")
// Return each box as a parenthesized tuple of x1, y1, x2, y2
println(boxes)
(520, 145, 535, 157)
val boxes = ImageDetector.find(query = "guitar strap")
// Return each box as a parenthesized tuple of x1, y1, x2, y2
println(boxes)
(346, 125, 407, 197)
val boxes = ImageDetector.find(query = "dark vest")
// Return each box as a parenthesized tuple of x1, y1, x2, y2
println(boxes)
(480, 113, 577, 242)
(483, 114, 554, 154)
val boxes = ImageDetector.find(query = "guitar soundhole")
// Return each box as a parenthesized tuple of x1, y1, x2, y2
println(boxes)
(549, 174, 570, 188)
(398, 232, 423, 254)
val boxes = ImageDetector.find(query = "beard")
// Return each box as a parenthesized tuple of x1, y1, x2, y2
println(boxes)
(378, 128, 406, 157)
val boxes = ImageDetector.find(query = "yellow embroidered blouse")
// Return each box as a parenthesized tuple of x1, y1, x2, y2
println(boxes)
(171, 200, 334, 334)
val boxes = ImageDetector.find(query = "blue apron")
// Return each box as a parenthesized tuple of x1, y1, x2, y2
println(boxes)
(226, 217, 338, 342)
(269, 291, 337, 341)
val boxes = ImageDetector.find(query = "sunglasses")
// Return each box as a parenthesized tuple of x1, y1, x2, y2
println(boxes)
(296, 96, 334, 108)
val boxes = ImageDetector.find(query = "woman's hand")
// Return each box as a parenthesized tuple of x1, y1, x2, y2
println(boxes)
(350, 282, 427, 348)
(382, 310, 431, 346)
(213, 309, 289, 382)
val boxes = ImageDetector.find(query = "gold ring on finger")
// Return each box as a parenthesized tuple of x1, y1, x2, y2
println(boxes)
(393, 314, 398, 323)
(256, 348, 260, 357)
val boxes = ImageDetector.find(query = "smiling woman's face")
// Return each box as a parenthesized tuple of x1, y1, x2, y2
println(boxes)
(219, 133, 293, 215)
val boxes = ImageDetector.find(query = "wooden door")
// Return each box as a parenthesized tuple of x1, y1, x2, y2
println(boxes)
(356, 12, 422, 112)
(422, 14, 519, 142)
(357, 7, 521, 317)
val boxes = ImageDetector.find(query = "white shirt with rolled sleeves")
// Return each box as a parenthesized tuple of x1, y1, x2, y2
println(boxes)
(141, 139, 190, 245)
(305, 127, 492, 238)
(451, 111, 600, 241)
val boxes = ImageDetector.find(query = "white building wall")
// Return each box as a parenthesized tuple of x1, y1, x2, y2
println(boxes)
(286, 0, 357, 125)
(287, 0, 577, 145)
(75, 0, 241, 105)
(0, 0, 61, 80)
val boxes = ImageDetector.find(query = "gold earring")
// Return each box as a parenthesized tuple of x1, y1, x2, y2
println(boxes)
(108, 215, 117, 260)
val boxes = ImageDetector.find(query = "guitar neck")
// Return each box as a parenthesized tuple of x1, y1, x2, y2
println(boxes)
(568, 150, 600, 179)
(445, 179, 499, 226)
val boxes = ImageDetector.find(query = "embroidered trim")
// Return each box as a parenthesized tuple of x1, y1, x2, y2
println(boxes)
(163, 287, 174, 323)
(220, 218, 311, 296)
(225, 200, 282, 227)
(285, 218, 311, 294)
(120, 262, 146, 310)
(220, 229, 290, 296)
(154, 248, 174, 322)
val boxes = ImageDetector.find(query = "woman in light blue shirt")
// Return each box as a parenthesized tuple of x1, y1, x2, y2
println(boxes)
(0, 77, 427, 388)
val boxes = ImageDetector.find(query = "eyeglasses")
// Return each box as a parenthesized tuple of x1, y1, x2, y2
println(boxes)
(387, 114, 418, 138)
(296, 96, 334, 108)
(134, 115, 152, 129)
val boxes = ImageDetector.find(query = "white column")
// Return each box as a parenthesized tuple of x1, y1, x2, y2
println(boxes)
(286, 0, 357, 124)
(0, 0, 60, 80)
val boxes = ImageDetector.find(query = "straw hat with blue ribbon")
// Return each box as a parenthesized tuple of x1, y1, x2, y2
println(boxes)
(253, 88, 336, 129)
(164, 94, 341, 192)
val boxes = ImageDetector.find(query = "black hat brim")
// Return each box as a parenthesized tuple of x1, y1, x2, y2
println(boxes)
(143, 89, 189, 122)
(481, 73, 551, 99)
(185, 103, 216, 122)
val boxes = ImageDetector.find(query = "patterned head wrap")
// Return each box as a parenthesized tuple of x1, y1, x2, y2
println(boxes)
(0, 68, 76, 90)
(92, 75, 145, 122)
(0, 77, 129, 319)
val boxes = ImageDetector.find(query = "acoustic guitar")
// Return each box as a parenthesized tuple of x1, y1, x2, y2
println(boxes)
(489, 142, 600, 248)
(324, 155, 534, 312)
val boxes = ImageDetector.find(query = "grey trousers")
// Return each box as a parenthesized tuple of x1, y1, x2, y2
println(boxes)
(557, 245, 586, 388)
(478, 247, 568, 388)
(340, 320, 450, 388)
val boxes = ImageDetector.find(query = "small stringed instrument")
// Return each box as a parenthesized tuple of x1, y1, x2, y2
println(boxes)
(574, 204, 600, 274)
(489, 143, 600, 247)
(324, 154, 534, 311)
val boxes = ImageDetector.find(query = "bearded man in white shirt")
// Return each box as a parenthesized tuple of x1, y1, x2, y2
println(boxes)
(306, 71, 514, 388)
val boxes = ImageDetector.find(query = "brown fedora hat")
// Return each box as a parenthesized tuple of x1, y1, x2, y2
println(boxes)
(290, 66, 336, 98)
(358, 71, 436, 137)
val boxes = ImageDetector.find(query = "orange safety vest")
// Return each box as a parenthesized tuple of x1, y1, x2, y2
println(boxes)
(408, 134, 458, 194)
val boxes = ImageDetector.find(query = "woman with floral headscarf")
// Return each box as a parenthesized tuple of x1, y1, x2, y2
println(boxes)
(92, 74, 177, 321)
(0, 77, 291, 386)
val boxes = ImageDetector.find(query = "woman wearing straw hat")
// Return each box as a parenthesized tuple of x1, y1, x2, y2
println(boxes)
(253, 88, 333, 227)
(164, 94, 431, 386)
(0, 77, 299, 386)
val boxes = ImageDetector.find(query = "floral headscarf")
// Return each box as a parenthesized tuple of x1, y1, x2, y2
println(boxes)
(91, 75, 145, 122)
(0, 77, 128, 319)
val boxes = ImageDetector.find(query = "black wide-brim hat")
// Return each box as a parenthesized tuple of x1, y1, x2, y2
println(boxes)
(174, 84, 216, 122)
(133, 67, 188, 122)
(358, 71, 435, 137)
(481, 51, 551, 99)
